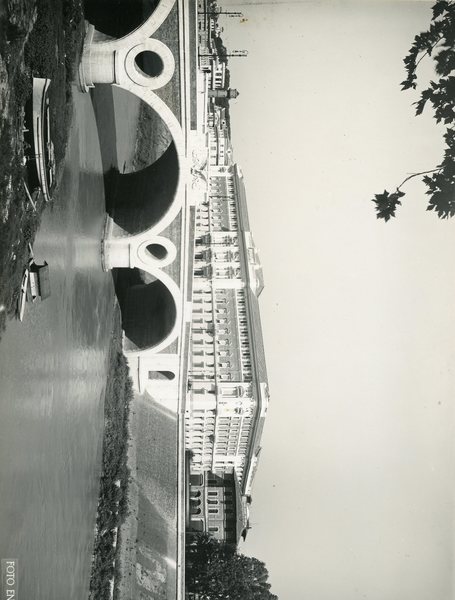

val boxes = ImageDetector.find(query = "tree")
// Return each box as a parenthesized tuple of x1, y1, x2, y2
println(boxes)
(186, 533, 278, 600)
(371, 0, 455, 221)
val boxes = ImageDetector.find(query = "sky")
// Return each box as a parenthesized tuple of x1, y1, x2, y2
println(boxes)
(219, 2, 455, 599)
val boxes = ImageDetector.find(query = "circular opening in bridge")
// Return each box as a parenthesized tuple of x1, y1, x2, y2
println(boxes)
(148, 370, 176, 381)
(135, 51, 164, 78)
(146, 243, 168, 260)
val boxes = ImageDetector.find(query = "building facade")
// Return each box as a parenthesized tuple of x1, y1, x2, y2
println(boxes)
(207, 106, 232, 167)
(185, 163, 270, 542)
(187, 468, 249, 544)
(187, 4, 269, 546)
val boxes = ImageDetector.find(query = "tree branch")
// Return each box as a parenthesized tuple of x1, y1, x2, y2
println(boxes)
(397, 167, 443, 191)
(414, 34, 445, 70)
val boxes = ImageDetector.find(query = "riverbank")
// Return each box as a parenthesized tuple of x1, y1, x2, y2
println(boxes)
(0, 0, 85, 332)
(89, 306, 134, 600)
(132, 102, 173, 171)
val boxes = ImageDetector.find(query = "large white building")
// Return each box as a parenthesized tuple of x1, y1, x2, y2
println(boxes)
(186, 1, 269, 545)
(185, 164, 269, 501)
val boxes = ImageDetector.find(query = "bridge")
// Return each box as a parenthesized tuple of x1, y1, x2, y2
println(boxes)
(79, 2, 205, 598)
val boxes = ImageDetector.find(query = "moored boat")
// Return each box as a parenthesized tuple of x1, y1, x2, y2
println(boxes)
(24, 78, 55, 203)
(17, 266, 31, 321)
(18, 251, 51, 321)
(28, 261, 51, 302)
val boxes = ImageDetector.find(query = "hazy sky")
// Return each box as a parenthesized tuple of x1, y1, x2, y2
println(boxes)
(220, 2, 455, 599)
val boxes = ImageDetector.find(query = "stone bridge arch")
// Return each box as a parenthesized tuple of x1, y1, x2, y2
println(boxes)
(107, 141, 180, 235)
(86, 0, 177, 45)
(118, 0, 176, 44)
(83, 0, 161, 41)
(114, 264, 181, 354)
(109, 85, 188, 235)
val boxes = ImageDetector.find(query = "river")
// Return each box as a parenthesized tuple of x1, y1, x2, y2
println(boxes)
(0, 85, 140, 599)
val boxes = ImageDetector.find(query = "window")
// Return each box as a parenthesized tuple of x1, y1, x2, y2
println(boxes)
(190, 474, 203, 486)
(192, 520, 204, 532)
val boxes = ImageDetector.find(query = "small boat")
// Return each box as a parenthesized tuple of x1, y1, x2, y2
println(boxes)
(17, 249, 51, 321)
(24, 78, 55, 203)
(17, 267, 30, 321)
(28, 260, 51, 302)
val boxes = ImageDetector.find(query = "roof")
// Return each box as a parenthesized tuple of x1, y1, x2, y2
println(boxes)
(233, 164, 250, 231)
(246, 289, 267, 384)
(229, 163, 270, 496)
(233, 165, 265, 297)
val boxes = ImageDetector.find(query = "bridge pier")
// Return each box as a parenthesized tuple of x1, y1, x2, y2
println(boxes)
(79, 0, 178, 93)
(129, 352, 180, 396)
(101, 220, 179, 273)
(79, 23, 175, 93)
(79, 24, 114, 90)
(101, 233, 131, 271)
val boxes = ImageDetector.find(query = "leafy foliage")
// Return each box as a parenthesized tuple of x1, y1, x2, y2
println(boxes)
(186, 533, 277, 600)
(371, 0, 455, 220)
(372, 190, 405, 221)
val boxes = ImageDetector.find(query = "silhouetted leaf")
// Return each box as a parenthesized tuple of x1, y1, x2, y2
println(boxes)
(433, 0, 449, 19)
(414, 97, 428, 115)
(371, 190, 404, 221)
(372, 2, 455, 221)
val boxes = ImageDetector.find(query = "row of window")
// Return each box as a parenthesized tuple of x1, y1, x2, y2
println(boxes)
(189, 370, 252, 382)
